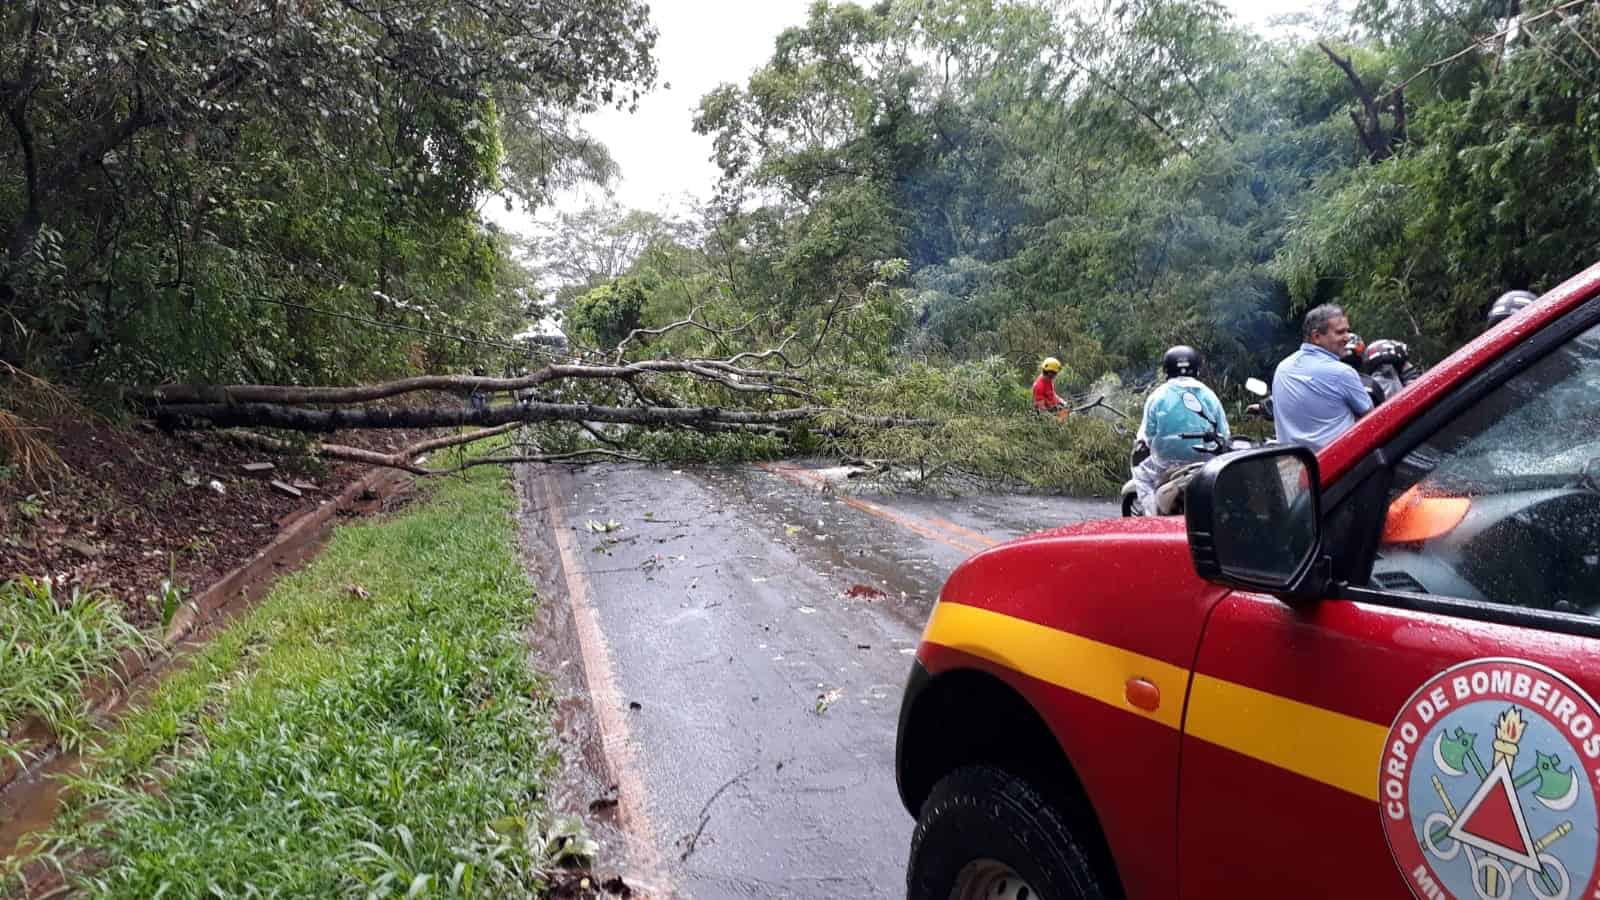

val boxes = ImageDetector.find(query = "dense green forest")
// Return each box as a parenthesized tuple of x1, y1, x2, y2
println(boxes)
(664, 0, 1600, 388)
(0, 0, 656, 386)
(5, 0, 1600, 485)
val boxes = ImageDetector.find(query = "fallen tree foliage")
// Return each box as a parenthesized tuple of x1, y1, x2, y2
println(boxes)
(123, 301, 1127, 496)
(144, 398, 913, 433)
(134, 323, 933, 476)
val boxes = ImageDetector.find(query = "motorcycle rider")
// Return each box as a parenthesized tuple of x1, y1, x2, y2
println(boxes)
(1131, 346, 1230, 515)
(1032, 357, 1068, 414)
(1486, 289, 1538, 330)
(1340, 332, 1366, 369)
(1341, 332, 1387, 407)
(1365, 339, 1421, 401)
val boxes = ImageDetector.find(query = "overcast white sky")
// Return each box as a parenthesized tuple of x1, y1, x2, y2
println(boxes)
(488, 0, 1310, 238)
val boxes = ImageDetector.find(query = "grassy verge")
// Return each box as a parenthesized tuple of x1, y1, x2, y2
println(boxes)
(0, 577, 149, 765)
(9, 465, 582, 898)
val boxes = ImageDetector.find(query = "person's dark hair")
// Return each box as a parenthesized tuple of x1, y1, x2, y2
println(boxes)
(1303, 304, 1346, 341)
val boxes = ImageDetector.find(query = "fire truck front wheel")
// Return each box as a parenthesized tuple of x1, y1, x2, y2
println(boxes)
(907, 764, 1108, 900)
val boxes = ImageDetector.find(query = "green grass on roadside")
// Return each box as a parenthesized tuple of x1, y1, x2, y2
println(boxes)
(0, 577, 149, 763)
(12, 466, 580, 898)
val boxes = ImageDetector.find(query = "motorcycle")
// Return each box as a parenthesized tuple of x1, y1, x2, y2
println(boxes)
(1121, 386, 1261, 517)
(1243, 376, 1273, 423)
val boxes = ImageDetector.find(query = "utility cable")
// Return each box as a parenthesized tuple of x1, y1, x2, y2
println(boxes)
(248, 295, 567, 361)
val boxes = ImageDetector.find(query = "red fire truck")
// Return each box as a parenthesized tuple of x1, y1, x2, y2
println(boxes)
(897, 262, 1600, 900)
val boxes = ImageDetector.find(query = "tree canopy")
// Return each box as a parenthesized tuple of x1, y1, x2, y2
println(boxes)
(9, 0, 1600, 491)
(666, 0, 1600, 384)
(1, 0, 656, 385)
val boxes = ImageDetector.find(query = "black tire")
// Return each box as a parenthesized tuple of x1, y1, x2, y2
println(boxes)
(907, 765, 1109, 900)
(1121, 493, 1140, 517)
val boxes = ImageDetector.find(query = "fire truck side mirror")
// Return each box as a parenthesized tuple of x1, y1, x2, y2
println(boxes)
(1184, 445, 1327, 598)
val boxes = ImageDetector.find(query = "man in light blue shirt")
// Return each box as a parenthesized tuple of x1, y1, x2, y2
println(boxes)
(1273, 304, 1374, 451)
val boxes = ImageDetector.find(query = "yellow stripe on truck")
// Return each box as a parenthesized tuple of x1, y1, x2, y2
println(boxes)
(922, 602, 1388, 801)
(1185, 674, 1388, 801)
(921, 602, 1189, 730)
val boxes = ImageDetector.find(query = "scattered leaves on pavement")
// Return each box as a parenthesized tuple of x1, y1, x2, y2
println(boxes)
(814, 687, 843, 715)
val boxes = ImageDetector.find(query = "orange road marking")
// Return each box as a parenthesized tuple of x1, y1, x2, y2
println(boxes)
(923, 514, 999, 548)
(537, 473, 672, 894)
(758, 462, 992, 555)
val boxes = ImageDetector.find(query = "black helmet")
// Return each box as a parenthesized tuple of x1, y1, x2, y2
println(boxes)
(1341, 333, 1366, 369)
(1365, 339, 1409, 372)
(1162, 345, 1201, 378)
(1487, 290, 1538, 327)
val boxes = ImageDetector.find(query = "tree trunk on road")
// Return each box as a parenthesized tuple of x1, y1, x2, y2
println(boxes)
(148, 399, 918, 433)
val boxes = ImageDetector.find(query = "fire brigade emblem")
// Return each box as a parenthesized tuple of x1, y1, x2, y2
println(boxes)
(1382, 658, 1600, 900)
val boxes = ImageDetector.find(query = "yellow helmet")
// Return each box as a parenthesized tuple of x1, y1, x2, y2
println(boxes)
(1041, 357, 1063, 374)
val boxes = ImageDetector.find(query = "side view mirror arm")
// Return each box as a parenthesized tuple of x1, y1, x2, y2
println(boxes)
(1185, 445, 1326, 598)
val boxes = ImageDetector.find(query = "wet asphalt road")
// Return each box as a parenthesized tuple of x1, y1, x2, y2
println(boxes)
(527, 462, 1116, 899)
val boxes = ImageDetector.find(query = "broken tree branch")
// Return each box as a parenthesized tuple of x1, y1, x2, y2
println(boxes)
(221, 430, 432, 475)
(442, 448, 646, 472)
(1318, 40, 1372, 102)
(156, 400, 930, 433)
(137, 358, 811, 407)
(400, 422, 525, 456)
(611, 305, 708, 362)
(578, 420, 627, 447)
(1320, 41, 1400, 161)
(223, 422, 523, 476)
(798, 290, 850, 367)
(221, 425, 643, 476)
(1555, 5, 1600, 65)
(724, 331, 803, 369)
(1386, 0, 1591, 99)
(1519, 14, 1598, 87)
(679, 764, 758, 862)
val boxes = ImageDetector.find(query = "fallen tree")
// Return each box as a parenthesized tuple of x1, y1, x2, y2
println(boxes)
(136, 358, 817, 406)
(221, 426, 646, 477)
(143, 398, 910, 433)
(122, 305, 1126, 496)
(133, 323, 932, 475)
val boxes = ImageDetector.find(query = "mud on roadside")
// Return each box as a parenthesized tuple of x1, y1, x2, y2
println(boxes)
(0, 418, 431, 628)
(515, 464, 666, 898)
